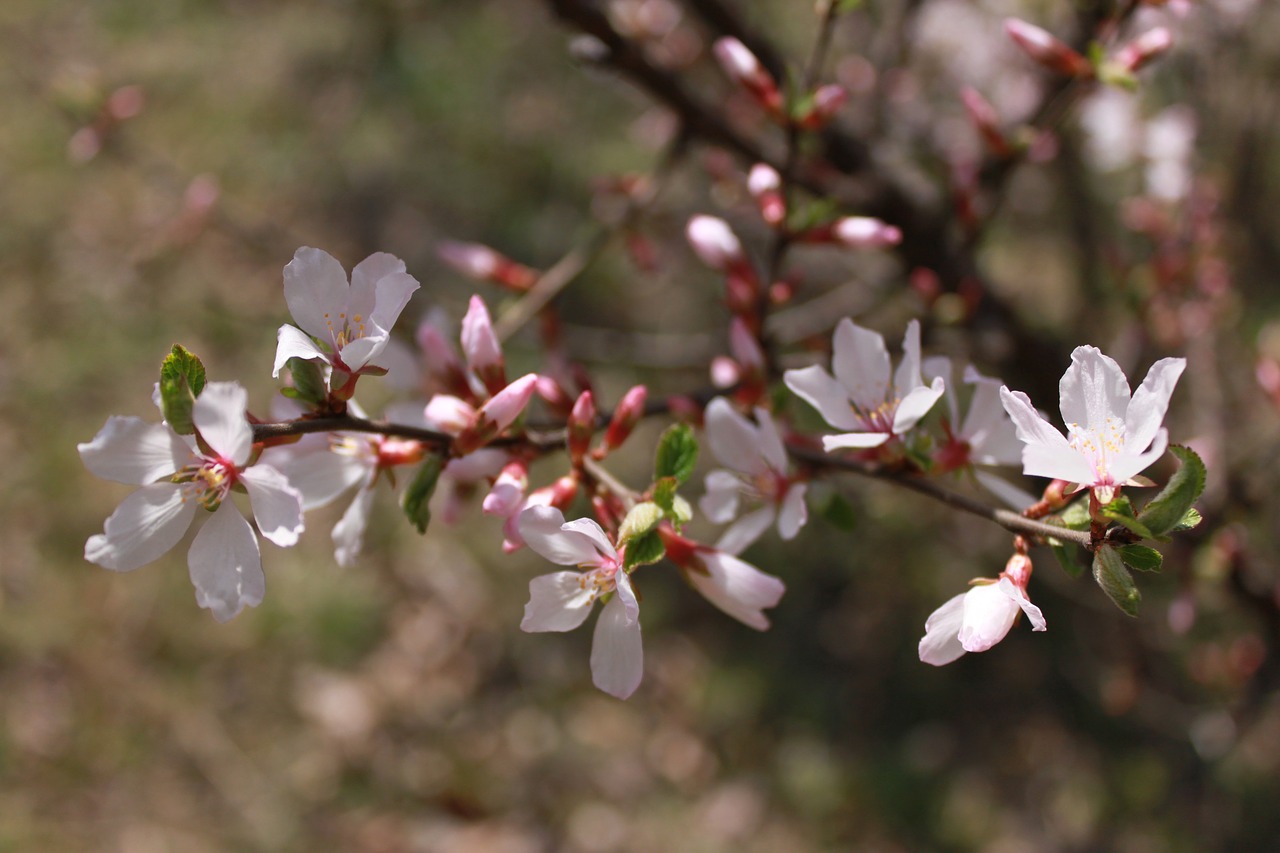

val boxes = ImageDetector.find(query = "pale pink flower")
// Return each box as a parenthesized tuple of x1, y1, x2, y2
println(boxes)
(1000, 346, 1185, 503)
(79, 382, 303, 621)
(784, 319, 945, 450)
(699, 398, 807, 554)
(919, 555, 1046, 666)
(518, 506, 642, 699)
(662, 529, 786, 630)
(686, 215, 745, 272)
(272, 247, 420, 385)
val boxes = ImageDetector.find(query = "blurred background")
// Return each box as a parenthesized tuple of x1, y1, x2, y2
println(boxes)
(4, 0, 1280, 850)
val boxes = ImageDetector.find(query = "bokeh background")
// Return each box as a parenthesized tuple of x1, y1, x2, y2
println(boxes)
(4, 0, 1280, 850)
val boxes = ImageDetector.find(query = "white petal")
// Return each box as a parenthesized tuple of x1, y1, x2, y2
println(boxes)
(559, 518, 619, 563)
(685, 551, 785, 630)
(368, 271, 420, 342)
(891, 377, 945, 434)
(333, 486, 376, 568)
(699, 470, 743, 524)
(1125, 357, 1185, 453)
(918, 593, 968, 666)
(590, 592, 644, 699)
(704, 398, 767, 475)
(784, 365, 863, 431)
(79, 416, 189, 485)
(518, 506, 608, 566)
(922, 355, 958, 423)
(1108, 427, 1169, 485)
(273, 324, 329, 378)
(187, 503, 265, 622)
(241, 465, 305, 547)
(892, 319, 925, 397)
(964, 381, 1023, 465)
(348, 252, 407, 320)
(283, 247, 350, 341)
(1000, 387, 1070, 449)
(1022, 441, 1096, 485)
(1001, 578, 1047, 631)
(336, 327, 390, 374)
(1059, 345, 1131, 433)
(974, 470, 1038, 511)
(714, 506, 775, 556)
(831, 318, 890, 408)
(275, 449, 371, 511)
(958, 583, 1020, 653)
(753, 407, 790, 473)
(521, 571, 597, 632)
(192, 382, 252, 466)
(777, 483, 808, 540)
(822, 431, 890, 450)
(85, 483, 197, 572)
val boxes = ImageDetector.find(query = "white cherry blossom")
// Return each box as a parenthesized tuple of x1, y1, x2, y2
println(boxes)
(518, 506, 642, 699)
(784, 318, 945, 451)
(999, 346, 1186, 502)
(919, 556, 1046, 666)
(80, 382, 304, 621)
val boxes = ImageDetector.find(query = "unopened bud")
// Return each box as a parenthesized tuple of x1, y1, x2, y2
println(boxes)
(600, 385, 647, 454)
(713, 37, 783, 115)
(437, 240, 538, 291)
(567, 390, 597, 465)
(747, 163, 786, 226)
(483, 459, 528, 518)
(1004, 18, 1092, 78)
(456, 373, 538, 453)
(960, 87, 1011, 157)
(796, 84, 847, 130)
(1113, 27, 1173, 73)
(1002, 553, 1033, 587)
(686, 215, 745, 271)
(461, 295, 506, 395)
(424, 394, 475, 436)
(832, 216, 902, 249)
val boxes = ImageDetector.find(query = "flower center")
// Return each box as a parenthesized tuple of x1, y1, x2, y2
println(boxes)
(322, 310, 367, 351)
(174, 454, 238, 510)
(1067, 416, 1125, 484)
(851, 396, 899, 434)
(576, 565, 619, 604)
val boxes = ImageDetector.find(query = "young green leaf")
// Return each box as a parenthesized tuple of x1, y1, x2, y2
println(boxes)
(1049, 538, 1085, 578)
(619, 502, 663, 544)
(653, 476, 679, 515)
(401, 453, 445, 534)
(282, 356, 328, 407)
(1117, 544, 1163, 573)
(1093, 544, 1141, 616)
(1137, 446, 1206, 537)
(654, 424, 699, 485)
(1058, 498, 1092, 531)
(158, 344, 207, 436)
(623, 530, 666, 569)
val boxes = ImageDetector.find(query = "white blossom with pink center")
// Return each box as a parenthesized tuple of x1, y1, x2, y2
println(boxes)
(699, 398, 807, 555)
(518, 505, 642, 699)
(918, 555, 1046, 666)
(999, 346, 1185, 503)
(79, 382, 303, 621)
(784, 318, 945, 450)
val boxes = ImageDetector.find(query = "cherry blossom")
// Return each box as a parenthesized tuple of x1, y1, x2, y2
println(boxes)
(919, 555, 1046, 666)
(272, 247, 420, 392)
(518, 505, 642, 699)
(79, 381, 304, 621)
(999, 346, 1186, 503)
(784, 318, 945, 451)
(661, 528, 786, 630)
(699, 398, 807, 554)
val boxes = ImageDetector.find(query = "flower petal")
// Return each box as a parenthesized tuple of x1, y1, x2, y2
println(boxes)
(590, 592, 644, 699)
(892, 319, 925, 397)
(958, 582, 1020, 653)
(461, 295, 503, 375)
(963, 378, 1022, 465)
(777, 483, 808, 540)
(274, 448, 371, 511)
(559, 517, 619, 563)
(784, 365, 863, 431)
(704, 398, 767, 475)
(333, 486, 376, 568)
(822, 431, 890, 450)
(188, 503, 265, 622)
(1059, 345, 1131, 433)
(521, 571, 597, 632)
(714, 506, 775, 556)
(891, 376, 945, 434)
(518, 505, 607, 566)
(283, 247, 350, 341)
(348, 252, 407, 321)
(192, 381, 252, 466)
(1108, 427, 1169, 485)
(241, 464, 305, 547)
(273, 324, 329, 378)
(85, 483, 196, 572)
(368, 271, 421, 346)
(830, 318, 890, 408)
(919, 592, 968, 666)
(1000, 578, 1047, 632)
(699, 469, 742, 524)
(1125, 357, 1185, 453)
(79, 416, 189, 485)
(684, 550, 785, 630)
(336, 327, 390, 375)
(753, 407, 790, 473)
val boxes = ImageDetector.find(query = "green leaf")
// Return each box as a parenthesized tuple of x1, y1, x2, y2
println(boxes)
(667, 495, 693, 528)
(1117, 544, 1163, 573)
(1058, 498, 1092, 530)
(283, 356, 328, 406)
(158, 344, 207, 435)
(1093, 545, 1141, 616)
(623, 530, 665, 569)
(653, 476, 679, 515)
(1137, 446, 1206, 538)
(1170, 507, 1202, 533)
(401, 454, 445, 534)
(654, 424, 699, 485)
(1049, 539, 1085, 578)
(1101, 505, 1155, 541)
(619, 502, 663, 544)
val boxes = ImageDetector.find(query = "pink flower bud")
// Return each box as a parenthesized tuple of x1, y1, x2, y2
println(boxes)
(710, 356, 740, 389)
(712, 38, 782, 114)
(747, 163, 786, 226)
(1004, 18, 1092, 77)
(601, 385, 648, 455)
(484, 459, 528, 518)
(686, 215, 745, 272)
(478, 373, 538, 434)
(461, 295, 506, 394)
(567, 390, 597, 465)
(437, 240, 538, 291)
(728, 316, 765, 373)
(832, 216, 902, 249)
(1113, 27, 1173, 73)
(1002, 553, 1033, 587)
(535, 375, 574, 414)
(424, 394, 476, 435)
(960, 87, 1011, 157)
(796, 84, 847, 130)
